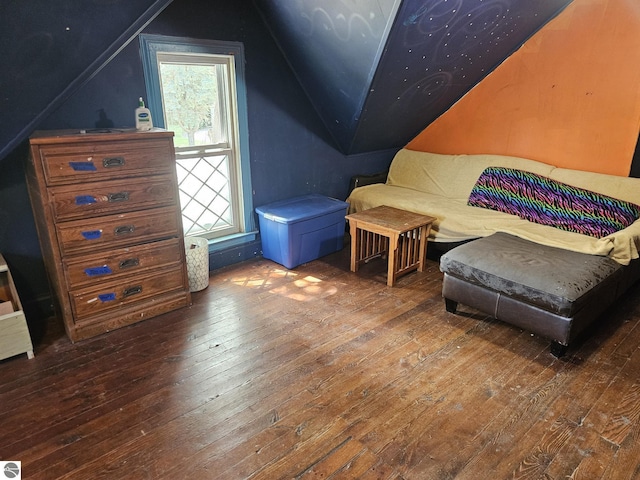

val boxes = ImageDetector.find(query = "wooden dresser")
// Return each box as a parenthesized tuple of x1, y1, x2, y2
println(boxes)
(26, 129, 191, 342)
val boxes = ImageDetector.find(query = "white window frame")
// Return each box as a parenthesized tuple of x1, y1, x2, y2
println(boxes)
(139, 34, 256, 248)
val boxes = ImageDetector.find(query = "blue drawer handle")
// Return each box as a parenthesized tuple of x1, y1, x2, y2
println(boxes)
(69, 161, 97, 171)
(75, 195, 97, 205)
(98, 293, 116, 302)
(81, 230, 102, 240)
(84, 265, 113, 277)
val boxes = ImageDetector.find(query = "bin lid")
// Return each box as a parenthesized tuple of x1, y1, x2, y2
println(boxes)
(255, 194, 348, 224)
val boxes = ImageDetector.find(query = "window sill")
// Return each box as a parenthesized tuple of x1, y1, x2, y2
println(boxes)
(207, 231, 259, 252)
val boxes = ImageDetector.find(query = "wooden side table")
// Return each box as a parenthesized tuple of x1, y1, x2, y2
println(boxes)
(345, 205, 435, 286)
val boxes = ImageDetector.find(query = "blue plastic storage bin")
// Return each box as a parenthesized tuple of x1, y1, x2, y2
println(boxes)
(256, 194, 349, 269)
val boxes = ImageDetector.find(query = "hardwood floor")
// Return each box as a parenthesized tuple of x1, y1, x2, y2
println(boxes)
(2, 243, 640, 479)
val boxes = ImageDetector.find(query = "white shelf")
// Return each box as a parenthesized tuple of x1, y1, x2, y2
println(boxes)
(0, 254, 34, 360)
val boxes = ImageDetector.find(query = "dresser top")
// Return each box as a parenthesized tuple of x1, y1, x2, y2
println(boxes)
(29, 128, 173, 144)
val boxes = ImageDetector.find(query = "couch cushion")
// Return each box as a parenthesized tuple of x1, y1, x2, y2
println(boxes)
(468, 167, 640, 238)
(439, 232, 622, 316)
(550, 167, 640, 205)
(386, 150, 556, 200)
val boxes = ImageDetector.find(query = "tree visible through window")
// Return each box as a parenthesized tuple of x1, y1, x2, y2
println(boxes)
(160, 63, 218, 146)
(140, 35, 254, 244)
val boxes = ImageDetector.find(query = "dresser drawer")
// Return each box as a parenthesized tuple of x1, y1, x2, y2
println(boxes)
(64, 237, 184, 289)
(38, 139, 175, 185)
(49, 175, 177, 221)
(57, 206, 181, 256)
(70, 264, 186, 321)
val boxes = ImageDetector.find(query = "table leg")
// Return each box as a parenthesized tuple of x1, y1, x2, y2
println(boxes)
(417, 224, 430, 272)
(349, 221, 359, 272)
(387, 233, 398, 287)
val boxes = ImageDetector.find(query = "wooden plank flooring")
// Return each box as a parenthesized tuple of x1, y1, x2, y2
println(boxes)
(2, 244, 640, 479)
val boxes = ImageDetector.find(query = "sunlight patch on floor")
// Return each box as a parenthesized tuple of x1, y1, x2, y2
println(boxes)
(229, 267, 297, 289)
(229, 267, 338, 301)
(269, 274, 337, 302)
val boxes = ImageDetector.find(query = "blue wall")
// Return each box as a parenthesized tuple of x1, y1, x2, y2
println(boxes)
(0, 0, 395, 342)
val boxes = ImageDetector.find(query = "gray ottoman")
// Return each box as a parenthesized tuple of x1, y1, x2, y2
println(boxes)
(439, 232, 627, 356)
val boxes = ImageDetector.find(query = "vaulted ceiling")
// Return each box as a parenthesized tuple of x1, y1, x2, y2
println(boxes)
(0, 0, 172, 162)
(0, 0, 572, 161)
(254, 0, 573, 154)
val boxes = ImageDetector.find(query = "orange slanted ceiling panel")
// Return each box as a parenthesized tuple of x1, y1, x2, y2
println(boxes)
(407, 0, 640, 176)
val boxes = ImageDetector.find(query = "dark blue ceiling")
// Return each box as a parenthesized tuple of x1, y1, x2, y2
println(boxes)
(0, 0, 171, 162)
(255, 0, 573, 154)
(254, 0, 402, 154)
(0, 0, 573, 161)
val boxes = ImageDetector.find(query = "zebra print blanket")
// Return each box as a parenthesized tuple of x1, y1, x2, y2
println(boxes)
(468, 167, 640, 238)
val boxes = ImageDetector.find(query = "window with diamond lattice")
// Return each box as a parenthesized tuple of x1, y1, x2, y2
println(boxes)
(177, 152, 234, 237)
(140, 35, 254, 243)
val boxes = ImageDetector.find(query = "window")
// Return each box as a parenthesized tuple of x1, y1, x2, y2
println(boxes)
(139, 34, 255, 247)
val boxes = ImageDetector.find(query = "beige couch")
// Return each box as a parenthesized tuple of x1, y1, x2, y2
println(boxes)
(347, 149, 640, 265)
